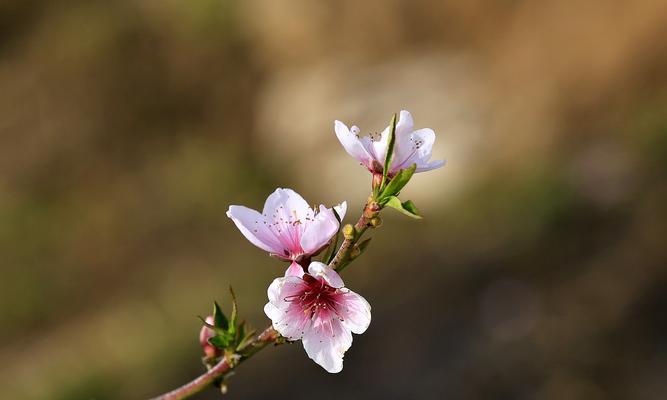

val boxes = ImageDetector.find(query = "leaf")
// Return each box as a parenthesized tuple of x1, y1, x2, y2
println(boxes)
(401, 200, 421, 216)
(228, 286, 238, 337)
(208, 333, 231, 349)
(213, 301, 228, 330)
(380, 113, 398, 190)
(235, 322, 257, 352)
(384, 196, 422, 219)
(378, 163, 416, 203)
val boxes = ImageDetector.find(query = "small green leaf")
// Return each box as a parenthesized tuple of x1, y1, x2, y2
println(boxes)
(228, 287, 238, 336)
(236, 322, 257, 352)
(380, 113, 398, 190)
(378, 163, 416, 203)
(384, 196, 422, 219)
(401, 200, 421, 216)
(208, 334, 231, 349)
(213, 301, 228, 330)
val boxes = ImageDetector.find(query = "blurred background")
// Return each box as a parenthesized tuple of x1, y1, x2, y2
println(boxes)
(1, 1, 666, 399)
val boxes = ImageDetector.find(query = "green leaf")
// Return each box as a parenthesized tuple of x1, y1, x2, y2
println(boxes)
(235, 322, 257, 352)
(384, 196, 422, 219)
(321, 207, 341, 264)
(228, 286, 238, 337)
(401, 200, 421, 216)
(378, 163, 416, 203)
(208, 334, 231, 349)
(213, 301, 228, 330)
(380, 113, 397, 190)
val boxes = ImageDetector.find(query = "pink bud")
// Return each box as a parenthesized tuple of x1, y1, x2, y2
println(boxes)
(199, 316, 220, 358)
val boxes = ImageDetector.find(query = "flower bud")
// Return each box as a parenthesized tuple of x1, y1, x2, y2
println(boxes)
(369, 217, 382, 228)
(199, 316, 221, 359)
(342, 224, 355, 240)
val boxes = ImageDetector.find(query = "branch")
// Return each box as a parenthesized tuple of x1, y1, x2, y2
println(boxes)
(151, 201, 378, 399)
(150, 327, 279, 400)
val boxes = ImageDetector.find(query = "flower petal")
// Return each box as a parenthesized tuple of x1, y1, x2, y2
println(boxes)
(340, 290, 372, 334)
(334, 201, 347, 221)
(226, 205, 284, 254)
(415, 159, 446, 173)
(307, 261, 344, 288)
(302, 317, 352, 373)
(284, 261, 305, 278)
(262, 188, 313, 222)
(300, 206, 340, 255)
(265, 276, 310, 340)
(335, 120, 373, 167)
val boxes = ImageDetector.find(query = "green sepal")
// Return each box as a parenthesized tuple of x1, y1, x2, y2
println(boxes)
(235, 322, 257, 352)
(208, 332, 233, 349)
(378, 163, 416, 203)
(228, 286, 238, 337)
(213, 301, 228, 330)
(384, 196, 422, 219)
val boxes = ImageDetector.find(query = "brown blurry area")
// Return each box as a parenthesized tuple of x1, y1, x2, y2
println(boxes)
(1, 1, 666, 399)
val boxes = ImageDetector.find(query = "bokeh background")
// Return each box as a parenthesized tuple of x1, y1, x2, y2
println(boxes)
(1, 1, 666, 399)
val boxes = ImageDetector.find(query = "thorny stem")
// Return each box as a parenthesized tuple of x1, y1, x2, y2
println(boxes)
(151, 199, 379, 400)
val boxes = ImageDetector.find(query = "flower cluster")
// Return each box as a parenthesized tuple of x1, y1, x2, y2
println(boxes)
(217, 110, 443, 373)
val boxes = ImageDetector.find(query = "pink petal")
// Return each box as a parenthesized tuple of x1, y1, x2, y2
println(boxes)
(226, 205, 284, 254)
(301, 317, 352, 373)
(284, 261, 305, 278)
(415, 159, 446, 173)
(340, 290, 372, 334)
(262, 188, 313, 223)
(300, 205, 340, 255)
(307, 261, 344, 288)
(335, 120, 373, 167)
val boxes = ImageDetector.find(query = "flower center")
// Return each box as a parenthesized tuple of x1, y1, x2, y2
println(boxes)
(284, 274, 345, 321)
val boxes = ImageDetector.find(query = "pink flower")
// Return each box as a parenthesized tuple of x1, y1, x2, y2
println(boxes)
(335, 110, 445, 177)
(226, 189, 346, 271)
(264, 261, 371, 373)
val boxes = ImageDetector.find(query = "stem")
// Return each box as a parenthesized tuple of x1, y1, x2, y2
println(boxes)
(329, 203, 375, 272)
(151, 201, 378, 399)
(151, 327, 279, 400)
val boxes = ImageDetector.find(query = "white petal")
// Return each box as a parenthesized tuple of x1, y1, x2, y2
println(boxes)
(340, 290, 372, 334)
(262, 188, 313, 222)
(226, 205, 283, 254)
(300, 205, 340, 255)
(412, 128, 436, 163)
(415, 159, 446, 173)
(392, 111, 418, 170)
(308, 261, 344, 288)
(284, 261, 305, 278)
(395, 110, 414, 136)
(265, 276, 310, 340)
(333, 201, 347, 221)
(302, 318, 352, 373)
(334, 120, 373, 166)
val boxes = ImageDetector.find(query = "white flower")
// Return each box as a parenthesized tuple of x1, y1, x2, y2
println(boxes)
(226, 189, 347, 264)
(335, 110, 445, 177)
(264, 261, 371, 373)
